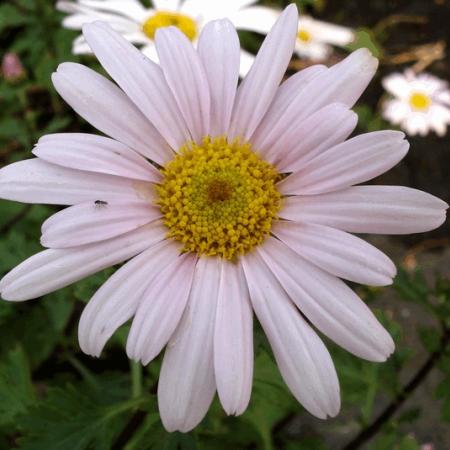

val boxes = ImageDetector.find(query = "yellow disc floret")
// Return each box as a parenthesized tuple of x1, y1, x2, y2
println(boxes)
(157, 137, 281, 260)
(409, 91, 431, 111)
(298, 29, 312, 43)
(142, 11, 197, 41)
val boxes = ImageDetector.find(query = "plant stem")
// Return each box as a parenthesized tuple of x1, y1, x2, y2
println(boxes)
(341, 324, 450, 450)
(131, 361, 143, 399)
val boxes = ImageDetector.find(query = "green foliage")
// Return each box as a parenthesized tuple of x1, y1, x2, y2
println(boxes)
(348, 29, 383, 58)
(0, 346, 35, 427)
(17, 373, 144, 450)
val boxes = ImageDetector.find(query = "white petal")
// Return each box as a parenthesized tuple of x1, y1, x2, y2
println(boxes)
(126, 253, 197, 364)
(41, 201, 160, 248)
(82, 22, 190, 154)
(153, 0, 180, 10)
(198, 19, 240, 137)
(214, 260, 253, 416)
(229, 6, 279, 34)
(382, 72, 411, 99)
(258, 237, 395, 361)
(295, 40, 331, 61)
(158, 257, 221, 432)
(272, 221, 396, 286)
(78, 240, 180, 356)
(52, 62, 171, 163)
(0, 222, 166, 301)
(242, 250, 340, 419)
(300, 16, 355, 46)
(228, 4, 298, 141)
(34, 133, 161, 182)
(238, 49, 255, 78)
(281, 186, 448, 234)
(77, 0, 149, 22)
(155, 26, 210, 144)
(0, 159, 152, 205)
(279, 131, 409, 195)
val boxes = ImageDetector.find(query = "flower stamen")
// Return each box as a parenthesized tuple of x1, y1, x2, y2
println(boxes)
(298, 29, 312, 42)
(142, 11, 197, 41)
(409, 92, 431, 111)
(157, 137, 281, 259)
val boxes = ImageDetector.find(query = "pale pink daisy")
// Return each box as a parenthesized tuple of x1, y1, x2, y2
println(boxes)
(0, 5, 447, 432)
(382, 69, 450, 136)
(57, 0, 268, 76)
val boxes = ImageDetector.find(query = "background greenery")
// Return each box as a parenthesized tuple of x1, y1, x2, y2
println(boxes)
(0, 1, 449, 449)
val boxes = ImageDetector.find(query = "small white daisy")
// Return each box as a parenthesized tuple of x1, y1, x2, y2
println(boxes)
(382, 69, 450, 136)
(0, 5, 447, 432)
(57, 0, 270, 75)
(295, 15, 355, 60)
(233, 7, 355, 61)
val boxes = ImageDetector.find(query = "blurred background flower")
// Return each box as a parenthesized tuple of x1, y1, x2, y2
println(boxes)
(1, 52, 26, 83)
(57, 0, 280, 75)
(382, 69, 450, 136)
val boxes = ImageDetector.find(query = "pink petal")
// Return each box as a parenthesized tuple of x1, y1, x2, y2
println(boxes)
(293, 48, 378, 116)
(250, 64, 328, 152)
(242, 250, 340, 419)
(158, 257, 220, 432)
(34, 133, 161, 182)
(0, 159, 151, 205)
(258, 237, 395, 362)
(126, 253, 197, 365)
(279, 131, 409, 195)
(0, 222, 166, 301)
(78, 240, 180, 357)
(281, 186, 448, 234)
(228, 4, 298, 141)
(41, 200, 161, 248)
(52, 62, 171, 163)
(197, 19, 240, 137)
(254, 49, 376, 150)
(262, 104, 356, 169)
(155, 27, 210, 144)
(82, 22, 190, 154)
(279, 107, 357, 172)
(272, 221, 396, 286)
(214, 260, 253, 416)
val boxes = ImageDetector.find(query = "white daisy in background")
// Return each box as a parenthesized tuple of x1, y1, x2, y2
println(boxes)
(56, 0, 274, 75)
(0, 5, 447, 432)
(382, 69, 450, 136)
(295, 15, 355, 60)
(233, 6, 355, 61)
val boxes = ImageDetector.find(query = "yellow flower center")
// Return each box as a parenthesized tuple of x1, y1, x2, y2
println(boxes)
(157, 136, 281, 260)
(297, 29, 312, 43)
(409, 92, 431, 111)
(142, 11, 197, 41)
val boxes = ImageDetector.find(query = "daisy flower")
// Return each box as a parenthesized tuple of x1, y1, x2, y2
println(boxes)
(0, 5, 447, 432)
(56, 0, 272, 75)
(382, 69, 450, 136)
(294, 15, 355, 60)
(233, 7, 355, 61)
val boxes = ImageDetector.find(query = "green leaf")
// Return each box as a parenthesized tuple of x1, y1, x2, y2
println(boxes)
(396, 435, 421, 450)
(0, 346, 35, 427)
(0, 4, 30, 32)
(17, 374, 144, 450)
(243, 351, 296, 450)
(347, 28, 383, 58)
